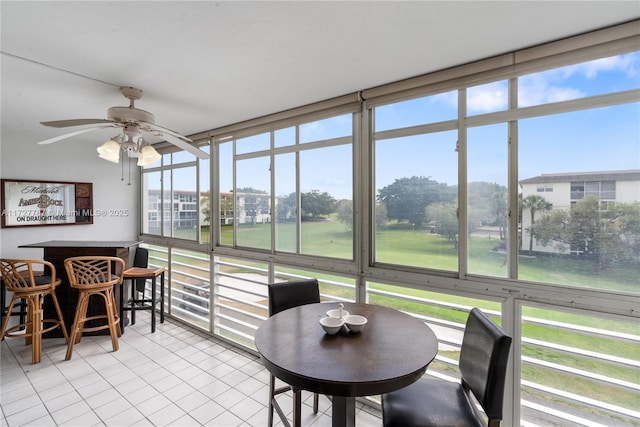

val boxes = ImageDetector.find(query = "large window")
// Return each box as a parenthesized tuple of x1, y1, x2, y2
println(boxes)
(142, 24, 640, 427)
(216, 112, 355, 259)
(371, 51, 640, 293)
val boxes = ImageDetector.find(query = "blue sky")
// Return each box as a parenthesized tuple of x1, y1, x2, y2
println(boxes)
(375, 51, 639, 194)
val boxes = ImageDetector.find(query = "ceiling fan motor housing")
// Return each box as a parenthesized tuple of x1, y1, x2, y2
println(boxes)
(108, 106, 155, 124)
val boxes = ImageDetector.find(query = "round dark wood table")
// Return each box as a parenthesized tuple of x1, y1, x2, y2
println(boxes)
(254, 302, 438, 427)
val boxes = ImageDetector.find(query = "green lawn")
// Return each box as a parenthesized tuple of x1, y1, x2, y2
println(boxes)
(209, 220, 640, 292)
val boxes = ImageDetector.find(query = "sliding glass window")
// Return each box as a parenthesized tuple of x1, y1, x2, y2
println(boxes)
(216, 112, 355, 260)
(467, 123, 508, 278)
(373, 91, 458, 271)
(141, 148, 209, 243)
(370, 50, 639, 293)
(517, 52, 640, 292)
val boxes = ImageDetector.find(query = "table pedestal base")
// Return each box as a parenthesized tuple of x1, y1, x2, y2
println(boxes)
(331, 397, 355, 427)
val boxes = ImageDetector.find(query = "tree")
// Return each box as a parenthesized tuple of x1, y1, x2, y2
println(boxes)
(468, 181, 508, 240)
(301, 190, 336, 219)
(491, 184, 508, 241)
(200, 191, 233, 225)
(219, 193, 234, 224)
(336, 199, 353, 230)
(243, 194, 269, 225)
(522, 194, 552, 254)
(200, 191, 210, 224)
(335, 199, 386, 230)
(234, 187, 269, 225)
(530, 209, 569, 252)
(606, 202, 640, 265)
(532, 197, 640, 268)
(375, 202, 388, 228)
(377, 176, 454, 228)
(426, 201, 458, 245)
(277, 193, 296, 221)
(235, 187, 266, 194)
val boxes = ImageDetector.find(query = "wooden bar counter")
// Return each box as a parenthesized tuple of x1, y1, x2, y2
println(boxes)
(19, 240, 141, 337)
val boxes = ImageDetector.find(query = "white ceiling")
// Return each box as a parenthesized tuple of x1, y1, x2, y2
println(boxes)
(1, 1, 639, 152)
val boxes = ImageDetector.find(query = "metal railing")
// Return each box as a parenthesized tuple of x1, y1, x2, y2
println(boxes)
(142, 244, 640, 426)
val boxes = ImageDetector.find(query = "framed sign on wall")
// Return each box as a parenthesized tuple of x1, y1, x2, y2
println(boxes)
(1, 179, 93, 228)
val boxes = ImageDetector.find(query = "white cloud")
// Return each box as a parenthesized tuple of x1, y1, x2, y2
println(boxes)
(519, 52, 638, 106)
(467, 81, 508, 114)
(431, 90, 457, 109)
(518, 73, 585, 106)
(564, 53, 638, 80)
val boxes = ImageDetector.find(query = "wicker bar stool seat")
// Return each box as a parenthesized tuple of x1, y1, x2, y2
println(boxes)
(0, 259, 69, 364)
(64, 256, 124, 360)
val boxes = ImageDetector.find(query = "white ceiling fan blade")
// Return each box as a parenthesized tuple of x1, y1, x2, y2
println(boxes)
(160, 132, 210, 160)
(143, 121, 193, 143)
(41, 119, 114, 128)
(37, 125, 116, 145)
(141, 121, 209, 160)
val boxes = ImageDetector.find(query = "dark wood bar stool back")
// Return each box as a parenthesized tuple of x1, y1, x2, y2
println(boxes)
(0, 259, 69, 364)
(121, 247, 165, 333)
(64, 256, 124, 360)
(267, 279, 322, 427)
(381, 307, 512, 427)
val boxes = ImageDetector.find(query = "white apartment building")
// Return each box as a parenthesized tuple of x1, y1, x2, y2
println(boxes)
(144, 189, 271, 233)
(519, 169, 640, 254)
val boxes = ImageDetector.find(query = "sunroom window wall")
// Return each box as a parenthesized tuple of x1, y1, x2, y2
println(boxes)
(140, 22, 640, 427)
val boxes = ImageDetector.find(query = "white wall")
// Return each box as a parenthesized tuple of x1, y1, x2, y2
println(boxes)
(0, 133, 139, 260)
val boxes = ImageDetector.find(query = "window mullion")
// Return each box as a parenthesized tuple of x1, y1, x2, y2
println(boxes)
(458, 88, 468, 278)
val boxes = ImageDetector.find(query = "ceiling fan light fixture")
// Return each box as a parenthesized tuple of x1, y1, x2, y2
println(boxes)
(122, 137, 139, 158)
(97, 139, 121, 163)
(137, 144, 161, 166)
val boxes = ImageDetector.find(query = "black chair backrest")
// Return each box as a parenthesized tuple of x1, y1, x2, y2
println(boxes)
(459, 308, 512, 421)
(133, 247, 149, 292)
(268, 279, 320, 316)
(133, 247, 149, 268)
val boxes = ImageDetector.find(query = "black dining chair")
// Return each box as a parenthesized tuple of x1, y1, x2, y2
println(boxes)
(381, 307, 512, 427)
(267, 279, 322, 427)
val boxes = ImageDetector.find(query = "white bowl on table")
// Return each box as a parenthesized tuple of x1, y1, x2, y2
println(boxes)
(319, 316, 344, 335)
(326, 308, 349, 319)
(344, 314, 367, 333)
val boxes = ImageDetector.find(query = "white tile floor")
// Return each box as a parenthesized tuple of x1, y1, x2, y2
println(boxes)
(1, 316, 382, 427)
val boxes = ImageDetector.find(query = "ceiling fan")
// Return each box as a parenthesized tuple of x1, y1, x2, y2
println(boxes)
(38, 86, 209, 165)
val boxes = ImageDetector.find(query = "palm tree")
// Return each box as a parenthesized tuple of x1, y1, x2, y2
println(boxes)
(522, 194, 552, 254)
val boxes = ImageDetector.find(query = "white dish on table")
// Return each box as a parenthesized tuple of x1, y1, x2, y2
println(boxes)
(319, 316, 344, 335)
(344, 314, 367, 333)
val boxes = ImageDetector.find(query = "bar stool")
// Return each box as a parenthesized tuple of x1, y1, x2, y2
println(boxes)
(1, 277, 27, 331)
(64, 256, 124, 360)
(121, 265, 165, 333)
(0, 259, 69, 364)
